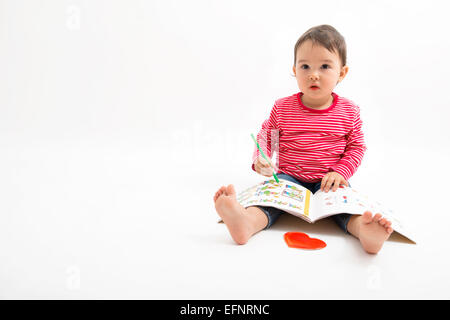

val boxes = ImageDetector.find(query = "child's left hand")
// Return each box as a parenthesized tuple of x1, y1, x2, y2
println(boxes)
(320, 171, 349, 193)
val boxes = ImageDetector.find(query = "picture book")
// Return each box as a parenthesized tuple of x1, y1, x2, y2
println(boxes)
(236, 178, 415, 243)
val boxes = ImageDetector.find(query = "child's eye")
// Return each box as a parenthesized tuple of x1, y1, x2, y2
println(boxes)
(300, 64, 309, 70)
(321, 64, 330, 69)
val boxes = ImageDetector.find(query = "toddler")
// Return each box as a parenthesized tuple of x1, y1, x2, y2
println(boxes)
(213, 25, 393, 254)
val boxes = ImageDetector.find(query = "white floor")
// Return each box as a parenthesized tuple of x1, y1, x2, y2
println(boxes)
(1, 139, 449, 299)
(2, 0, 450, 301)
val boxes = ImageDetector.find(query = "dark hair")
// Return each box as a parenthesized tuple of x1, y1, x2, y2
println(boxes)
(294, 25, 347, 67)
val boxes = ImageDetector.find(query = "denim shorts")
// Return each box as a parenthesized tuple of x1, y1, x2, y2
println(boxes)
(250, 173, 352, 233)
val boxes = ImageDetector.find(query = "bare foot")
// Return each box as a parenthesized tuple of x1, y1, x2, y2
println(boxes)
(213, 184, 253, 245)
(358, 211, 393, 254)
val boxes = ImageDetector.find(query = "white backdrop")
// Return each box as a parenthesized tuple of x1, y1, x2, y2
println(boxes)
(1, 0, 450, 299)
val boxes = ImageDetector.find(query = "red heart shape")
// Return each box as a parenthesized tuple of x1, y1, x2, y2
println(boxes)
(284, 232, 326, 250)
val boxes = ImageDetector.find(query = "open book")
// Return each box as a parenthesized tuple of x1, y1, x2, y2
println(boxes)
(236, 178, 415, 243)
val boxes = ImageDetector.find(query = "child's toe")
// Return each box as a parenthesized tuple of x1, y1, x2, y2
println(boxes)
(226, 184, 236, 196)
(214, 187, 227, 202)
(373, 213, 382, 222)
(385, 221, 392, 232)
(362, 211, 372, 223)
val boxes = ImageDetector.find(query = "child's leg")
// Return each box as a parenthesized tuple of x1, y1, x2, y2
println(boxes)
(346, 212, 394, 254)
(214, 184, 270, 245)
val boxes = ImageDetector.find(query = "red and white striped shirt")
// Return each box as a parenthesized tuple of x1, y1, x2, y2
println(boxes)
(252, 92, 367, 183)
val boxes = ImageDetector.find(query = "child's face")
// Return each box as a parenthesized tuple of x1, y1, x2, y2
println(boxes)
(293, 40, 348, 105)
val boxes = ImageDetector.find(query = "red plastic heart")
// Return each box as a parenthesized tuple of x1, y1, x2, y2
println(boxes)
(284, 232, 326, 250)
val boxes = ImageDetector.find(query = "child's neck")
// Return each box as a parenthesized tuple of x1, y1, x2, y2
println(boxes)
(301, 94, 333, 110)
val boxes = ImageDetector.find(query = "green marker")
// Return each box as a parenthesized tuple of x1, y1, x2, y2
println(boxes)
(251, 133, 280, 183)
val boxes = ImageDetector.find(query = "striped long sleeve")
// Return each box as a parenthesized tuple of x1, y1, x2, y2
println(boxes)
(329, 108, 367, 180)
(251, 92, 367, 183)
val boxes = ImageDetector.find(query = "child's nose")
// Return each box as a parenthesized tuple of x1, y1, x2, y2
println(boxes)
(309, 73, 319, 81)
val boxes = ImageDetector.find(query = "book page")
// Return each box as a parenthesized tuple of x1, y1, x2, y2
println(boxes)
(313, 186, 390, 218)
(236, 178, 313, 221)
(312, 186, 415, 243)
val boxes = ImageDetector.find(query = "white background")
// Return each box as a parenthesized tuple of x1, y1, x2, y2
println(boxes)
(1, 0, 450, 299)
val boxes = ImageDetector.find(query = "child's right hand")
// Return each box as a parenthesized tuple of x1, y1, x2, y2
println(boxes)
(253, 156, 278, 177)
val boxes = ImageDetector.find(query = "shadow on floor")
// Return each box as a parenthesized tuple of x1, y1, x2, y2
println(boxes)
(269, 214, 342, 236)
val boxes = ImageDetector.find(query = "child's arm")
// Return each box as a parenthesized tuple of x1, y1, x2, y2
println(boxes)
(329, 107, 367, 181)
(251, 103, 280, 173)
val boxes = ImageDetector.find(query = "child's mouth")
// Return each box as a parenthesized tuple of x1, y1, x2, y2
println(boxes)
(310, 86, 320, 90)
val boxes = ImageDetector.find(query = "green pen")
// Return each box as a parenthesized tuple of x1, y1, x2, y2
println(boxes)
(251, 133, 280, 183)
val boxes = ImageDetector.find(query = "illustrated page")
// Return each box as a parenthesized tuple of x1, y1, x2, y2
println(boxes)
(237, 179, 312, 219)
(311, 186, 414, 242)
(312, 186, 394, 219)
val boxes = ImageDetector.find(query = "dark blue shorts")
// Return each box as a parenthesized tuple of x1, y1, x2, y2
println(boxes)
(250, 173, 352, 233)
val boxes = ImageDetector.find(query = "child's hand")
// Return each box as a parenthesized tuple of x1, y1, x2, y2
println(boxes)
(320, 171, 349, 192)
(253, 156, 278, 177)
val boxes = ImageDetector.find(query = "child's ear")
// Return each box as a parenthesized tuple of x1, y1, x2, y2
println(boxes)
(292, 65, 296, 76)
(338, 65, 349, 82)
